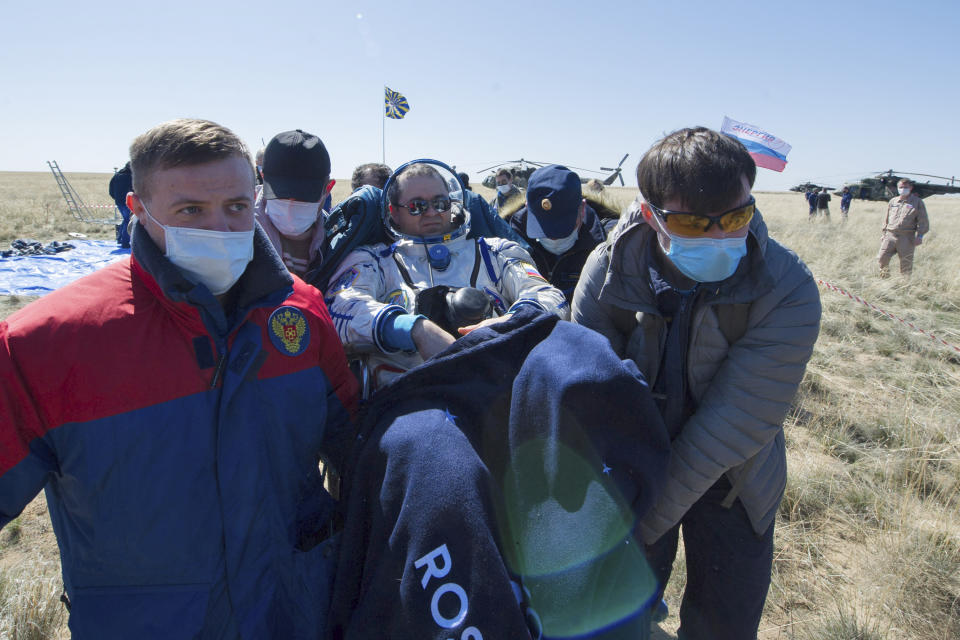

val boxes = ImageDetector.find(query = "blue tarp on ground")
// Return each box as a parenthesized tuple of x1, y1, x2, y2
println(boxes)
(0, 240, 129, 296)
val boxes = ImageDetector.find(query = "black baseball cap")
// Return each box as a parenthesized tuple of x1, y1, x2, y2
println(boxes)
(261, 129, 331, 201)
(525, 165, 582, 239)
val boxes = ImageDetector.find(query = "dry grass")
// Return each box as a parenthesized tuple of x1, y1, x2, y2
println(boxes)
(2, 172, 958, 638)
(0, 556, 68, 640)
(0, 172, 119, 246)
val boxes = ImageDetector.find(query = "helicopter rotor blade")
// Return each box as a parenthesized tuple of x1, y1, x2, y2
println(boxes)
(564, 164, 604, 174)
(618, 173, 625, 187)
(477, 163, 505, 173)
(877, 170, 958, 182)
(617, 153, 629, 168)
(602, 169, 622, 186)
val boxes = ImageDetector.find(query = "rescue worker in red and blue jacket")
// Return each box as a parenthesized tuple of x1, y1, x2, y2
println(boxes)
(0, 118, 358, 639)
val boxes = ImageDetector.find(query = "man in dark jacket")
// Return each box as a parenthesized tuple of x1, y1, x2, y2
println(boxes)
(816, 188, 831, 219)
(329, 308, 671, 639)
(509, 165, 611, 302)
(573, 127, 820, 639)
(840, 186, 853, 221)
(108, 161, 133, 247)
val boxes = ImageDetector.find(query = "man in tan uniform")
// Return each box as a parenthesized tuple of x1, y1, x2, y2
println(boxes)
(878, 178, 930, 276)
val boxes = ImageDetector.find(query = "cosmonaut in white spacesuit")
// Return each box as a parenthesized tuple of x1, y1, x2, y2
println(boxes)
(325, 159, 568, 388)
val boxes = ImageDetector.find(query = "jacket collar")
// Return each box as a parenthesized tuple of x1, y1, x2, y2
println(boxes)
(131, 221, 294, 339)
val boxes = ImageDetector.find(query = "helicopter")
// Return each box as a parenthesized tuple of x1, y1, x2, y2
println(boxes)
(833, 171, 960, 201)
(478, 154, 631, 190)
(789, 182, 835, 194)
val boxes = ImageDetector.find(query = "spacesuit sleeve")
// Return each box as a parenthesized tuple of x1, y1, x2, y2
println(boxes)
(324, 246, 408, 354)
(485, 239, 570, 320)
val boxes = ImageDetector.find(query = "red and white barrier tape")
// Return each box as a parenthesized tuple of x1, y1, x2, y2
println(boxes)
(816, 279, 960, 354)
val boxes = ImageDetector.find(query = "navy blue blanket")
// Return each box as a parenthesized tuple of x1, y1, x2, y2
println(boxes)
(330, 309, 670, 639)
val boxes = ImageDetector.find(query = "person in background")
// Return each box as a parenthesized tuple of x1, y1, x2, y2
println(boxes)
(256, 129, 334, 278)
(805, 188, 816, 219)
(0, 118, 357, 638)
(508, 165, 611, 302)
(816, 187, 831, 219)
(878, 177, 930, 277)
(490, 167, 522, 213)
(458, 171, 472, 191)
(840, 186, 852, 221)
(573, 126, 820, 639)
(108, 161, 133, 248)
(254, 146, 265, 185)
(351, 162, 392, 192)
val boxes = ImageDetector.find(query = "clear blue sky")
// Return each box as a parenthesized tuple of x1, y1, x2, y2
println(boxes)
(2, 0, 958, 191)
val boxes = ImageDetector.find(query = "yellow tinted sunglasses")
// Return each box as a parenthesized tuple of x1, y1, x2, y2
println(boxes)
(646, 197, 755, 236)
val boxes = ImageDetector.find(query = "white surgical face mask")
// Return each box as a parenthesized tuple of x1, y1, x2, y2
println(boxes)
(265, 199, 321, 236)
(898, 187, 910, 196)
(140, 204, 254, 295)
(496, 184, 512, 195)
(538, 226, 579, 255)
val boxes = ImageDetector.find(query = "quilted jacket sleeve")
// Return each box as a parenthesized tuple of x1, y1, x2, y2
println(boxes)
(636, 245, 821, 543)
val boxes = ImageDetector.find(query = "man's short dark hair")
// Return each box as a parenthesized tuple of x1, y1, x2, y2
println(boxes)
(496, 168, 512, 180)
(387, 163, 446, 207)
(898, 178, 913, 187)
(130, 119, 252, 201)
(351, 163, 392, 191)
(637, 127, 757, 213)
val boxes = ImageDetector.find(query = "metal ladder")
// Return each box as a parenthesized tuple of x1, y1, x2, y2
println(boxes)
(46, 160, 119, 225)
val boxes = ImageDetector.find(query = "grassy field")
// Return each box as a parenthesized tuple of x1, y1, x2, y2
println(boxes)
(1, 171, 958, 638)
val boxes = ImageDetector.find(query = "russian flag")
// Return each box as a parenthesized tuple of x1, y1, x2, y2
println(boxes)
(720, 116, 791, 172)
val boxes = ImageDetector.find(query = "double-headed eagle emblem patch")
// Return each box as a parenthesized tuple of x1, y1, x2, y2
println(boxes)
(268, 306, 310, 356)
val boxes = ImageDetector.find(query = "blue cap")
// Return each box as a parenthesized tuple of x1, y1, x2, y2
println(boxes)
(525, 165, 582, 239)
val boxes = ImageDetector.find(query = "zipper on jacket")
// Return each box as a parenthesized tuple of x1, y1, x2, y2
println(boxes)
(210, 345, 228, 388)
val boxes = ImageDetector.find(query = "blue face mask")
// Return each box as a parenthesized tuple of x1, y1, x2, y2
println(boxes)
(660, 233, 747, 283)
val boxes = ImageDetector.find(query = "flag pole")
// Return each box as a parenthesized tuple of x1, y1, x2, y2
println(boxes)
(381, 85, 386, 164)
